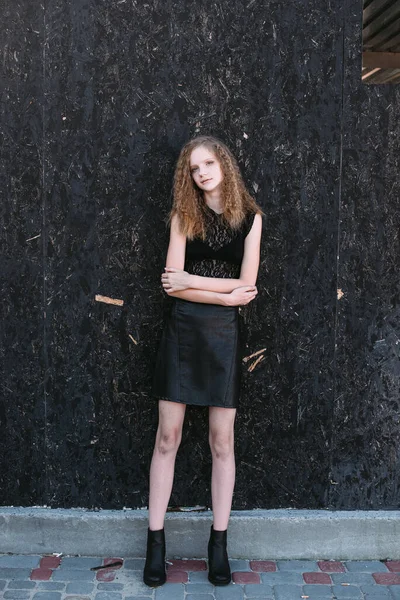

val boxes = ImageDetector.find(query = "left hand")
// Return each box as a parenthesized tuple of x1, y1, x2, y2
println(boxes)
(161, 267, 192, 292)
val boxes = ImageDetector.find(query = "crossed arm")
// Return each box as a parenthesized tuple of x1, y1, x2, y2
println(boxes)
(161, 213, 262, 306)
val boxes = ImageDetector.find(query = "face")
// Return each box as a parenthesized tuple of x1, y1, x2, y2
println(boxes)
(189, 146, 224, 192)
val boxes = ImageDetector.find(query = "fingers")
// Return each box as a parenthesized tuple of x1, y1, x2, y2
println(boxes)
(244, 290, 258, 304)
(244, 289, 258, 298)
(161, 271, 178, 281)
(161, 273, 172, 290)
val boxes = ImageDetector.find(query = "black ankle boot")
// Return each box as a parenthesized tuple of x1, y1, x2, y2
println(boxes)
(143, 527, 166, 587)
(207, 525, 231, 585)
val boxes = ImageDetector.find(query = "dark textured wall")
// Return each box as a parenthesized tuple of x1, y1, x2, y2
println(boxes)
(1, 0, 399, 510)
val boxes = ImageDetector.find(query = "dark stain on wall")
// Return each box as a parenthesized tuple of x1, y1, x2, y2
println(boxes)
(1, 0, 399, 509)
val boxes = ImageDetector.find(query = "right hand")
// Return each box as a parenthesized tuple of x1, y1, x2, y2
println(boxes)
(225, 286, 258, 306)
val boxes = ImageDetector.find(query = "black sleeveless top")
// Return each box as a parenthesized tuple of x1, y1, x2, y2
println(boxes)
(184, 206, 256, 279)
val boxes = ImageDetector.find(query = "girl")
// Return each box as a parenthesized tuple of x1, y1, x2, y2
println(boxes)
(144, 135, 263, 587)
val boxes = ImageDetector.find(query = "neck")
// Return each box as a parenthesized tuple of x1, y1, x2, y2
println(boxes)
(204, 189, 223, 213)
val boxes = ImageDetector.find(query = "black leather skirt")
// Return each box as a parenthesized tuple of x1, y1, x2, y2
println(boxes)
(152, 298, 242, 408)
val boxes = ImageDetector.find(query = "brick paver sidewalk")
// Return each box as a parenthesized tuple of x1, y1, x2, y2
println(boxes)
(1, 554, 400, 599)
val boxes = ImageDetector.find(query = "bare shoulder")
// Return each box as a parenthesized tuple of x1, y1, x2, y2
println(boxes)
(253, 213, 263, 227)
(166, 214, 186, 269)
(168, 214, 185, 242)
(170, 213, 179, 227)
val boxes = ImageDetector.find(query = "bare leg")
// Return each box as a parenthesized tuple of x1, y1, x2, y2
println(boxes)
(208, 407, 236, 530)
(148, 400, 186, 531)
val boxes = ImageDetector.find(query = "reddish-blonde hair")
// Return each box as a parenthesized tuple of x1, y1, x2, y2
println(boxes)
(169, 135, 263, 240)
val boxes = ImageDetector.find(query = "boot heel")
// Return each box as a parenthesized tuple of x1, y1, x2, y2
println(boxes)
(143, 527, 166, 587)
(208, 525, 231, 586)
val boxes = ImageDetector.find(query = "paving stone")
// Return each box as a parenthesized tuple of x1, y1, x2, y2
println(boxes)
(97, 583, 124, 590)
(96, 569, 117, 583)
(232, 571, 260, 584)
(214, 586, 245, 599)
(331, 585, 363, 598)
(273, 584, 304, 599)
(185, 595, 214, 600)
(124, 559, 146, 570)
(373, 572, 400, 585)
(276, 560, 319, 571)
(389, 587, 400, 599)
(51, 569, 96, 581)
(64, 597, 91, 600)
(118, 575, 150, 597)
(303, 572, 332, 584)
(94, 593, 123, 600)
(243, 583, 273, 597)
(385, 561, 400, 572)
(362, 585, 390, 594)
(0, 555, 41, 568)
(40, 557, 62, 569)
(0, 580, 6, 590)
(123, 586, 154, 600)
(59, 557, 103, 570)
(31, 568, 53, 580)
(361, 585, 391, 599)
(166, 570, 188, 583)
(331, 573, 375, 585)
(0, 569, 32, 580)
(318, 560, 346, 573)
(37, 582, 65, 590)
(103, 558, 123, 568)
(345, 561, 389, 572)
(167, 560, 207, 571)
(7, 580, 37, 589)
(260, 571, 304, 585)
(249, 561, 276, 572)
(185, 582, 214, 593)
(65, 581, 95, 594)
(32, 593, 63, 600)
(118, 570, 143, 581)
(3, 592, 31, 600)
(154, 583, 185, 600)
(302, 584, 335, 598)
(188, 571, 210, 583)
(229, 559, 251, 571)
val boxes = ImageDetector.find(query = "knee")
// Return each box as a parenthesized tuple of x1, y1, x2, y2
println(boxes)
(156, 428, 182, 455)
(209, 433, 234, 460)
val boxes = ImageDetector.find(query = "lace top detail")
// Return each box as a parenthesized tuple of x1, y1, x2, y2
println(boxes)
(184, 207, 256, 279)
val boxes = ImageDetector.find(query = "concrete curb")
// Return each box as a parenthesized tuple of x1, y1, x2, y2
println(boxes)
(1, 507, 400, 560)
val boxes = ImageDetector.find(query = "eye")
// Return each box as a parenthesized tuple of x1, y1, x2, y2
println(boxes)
(190, 166, 198, 173)
(206, 160, 214, 165)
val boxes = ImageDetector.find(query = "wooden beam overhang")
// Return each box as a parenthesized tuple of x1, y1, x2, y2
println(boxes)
(362, 50, 400, 68)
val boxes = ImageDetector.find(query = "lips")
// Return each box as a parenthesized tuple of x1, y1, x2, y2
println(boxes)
(201, 178, 212, 184)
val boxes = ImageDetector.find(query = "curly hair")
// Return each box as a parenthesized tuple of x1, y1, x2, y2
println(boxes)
(168, 135, 263, 240)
